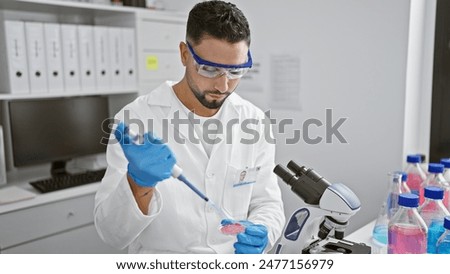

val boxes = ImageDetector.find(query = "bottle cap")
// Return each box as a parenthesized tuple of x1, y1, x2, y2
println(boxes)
(444, 216, 450, 230)
(428, 163, 444, 173)
(398, 193, 419, 207)
(407, 155, 421, 163)
(401, 172, 407, 182)
(393, 171, 407, 182)
(441, 158, 450, 169)
(424, 186, 444, 200)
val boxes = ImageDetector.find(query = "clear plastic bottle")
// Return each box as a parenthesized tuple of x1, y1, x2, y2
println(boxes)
(372, 172, 411, 254)
(436, 216, 450, 254)
(417, 186, 450, 253)
(386, 172, 409, 218)
(372, 201, 389, 254)
(404, 155, 427, 197)
(420, 163, 449, 207)
(442, 158, 450, 183)
(388, 193, 427, 254)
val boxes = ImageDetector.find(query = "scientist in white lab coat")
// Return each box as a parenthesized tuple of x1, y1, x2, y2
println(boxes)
(94, 0, 285, 254)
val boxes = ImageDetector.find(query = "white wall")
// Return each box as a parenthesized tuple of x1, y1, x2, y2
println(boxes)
(403, 0, 436, 161)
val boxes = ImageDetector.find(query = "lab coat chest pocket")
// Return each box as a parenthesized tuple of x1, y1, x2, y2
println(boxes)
(222, 165, 260, 219)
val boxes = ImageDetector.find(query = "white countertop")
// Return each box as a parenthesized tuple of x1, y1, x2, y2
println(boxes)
(346, 219, 387, 253)
(0, 181, 100, 214)
(346, 219, 375, 243)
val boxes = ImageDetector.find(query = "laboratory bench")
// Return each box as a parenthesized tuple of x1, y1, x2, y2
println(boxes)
(346, 219, 375, 244)
(0, 175, 379, 255)
(0, 178, 123, 254)
(346, 219, 381, 253)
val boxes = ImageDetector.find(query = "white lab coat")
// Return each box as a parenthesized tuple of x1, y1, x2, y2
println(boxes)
(94, 81, 285, 253)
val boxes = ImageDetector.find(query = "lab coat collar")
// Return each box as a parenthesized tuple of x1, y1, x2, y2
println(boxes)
(145, 81, 176, 108)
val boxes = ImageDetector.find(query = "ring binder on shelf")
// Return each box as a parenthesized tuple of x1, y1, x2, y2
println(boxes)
(44, 23, 65, 93)
(0, 21, 30, 94)
(25, 22, 48, 94)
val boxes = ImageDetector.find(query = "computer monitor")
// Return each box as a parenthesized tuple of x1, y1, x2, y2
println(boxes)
(8, 96, 111, 175)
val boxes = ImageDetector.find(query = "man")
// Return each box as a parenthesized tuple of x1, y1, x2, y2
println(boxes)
(94, 0, 285, 254)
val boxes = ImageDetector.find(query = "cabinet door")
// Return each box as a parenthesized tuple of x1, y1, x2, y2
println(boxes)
(1, 225, 124, 254)
(141, 52, 184, 84)
(0, 194, 95, 249)
(137, 17, 186, 93)
(139, 20, 185, 51)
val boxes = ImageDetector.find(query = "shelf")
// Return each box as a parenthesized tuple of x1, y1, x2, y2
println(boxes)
(0, 0, 142, 13)
(0, 89, 138, 100)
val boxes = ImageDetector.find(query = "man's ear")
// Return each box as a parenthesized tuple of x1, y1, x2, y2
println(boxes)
(179, 42, 188, 66)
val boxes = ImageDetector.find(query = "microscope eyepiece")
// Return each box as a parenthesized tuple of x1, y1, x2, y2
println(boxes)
(273, 165, 296, 185)
(287, 161, 331, 186)
(287, 161, 307, 175)
(274, 161, 331, 205)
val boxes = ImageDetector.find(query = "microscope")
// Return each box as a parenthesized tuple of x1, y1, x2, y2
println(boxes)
(273, 161, 371, 254)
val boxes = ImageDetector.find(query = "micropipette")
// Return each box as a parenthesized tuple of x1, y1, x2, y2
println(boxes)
(126, 126, 233, 221)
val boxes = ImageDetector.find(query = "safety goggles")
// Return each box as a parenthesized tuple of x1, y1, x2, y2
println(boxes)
(186, 41, 252, 79)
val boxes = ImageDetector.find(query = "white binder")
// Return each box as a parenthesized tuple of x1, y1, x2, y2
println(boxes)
(0, 21, 30, 94)
(25, 22, 48, 93)
(108, 27, 124, 91)
(94, 26, 111, 92)
(43, 23, 64, 93)
(122, 28, 138, 91)
(77, 25, 96, 92)
(61, 24, 81, 92)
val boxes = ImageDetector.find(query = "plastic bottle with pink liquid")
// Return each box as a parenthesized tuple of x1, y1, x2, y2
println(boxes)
(404, 155, 426, 198)
(388, 193, 427, 254)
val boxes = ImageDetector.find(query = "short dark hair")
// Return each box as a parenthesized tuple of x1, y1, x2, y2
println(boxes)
(186, 0, 251, 46)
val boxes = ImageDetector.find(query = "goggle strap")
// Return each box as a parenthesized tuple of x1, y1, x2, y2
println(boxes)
(187, 42, 253, 69)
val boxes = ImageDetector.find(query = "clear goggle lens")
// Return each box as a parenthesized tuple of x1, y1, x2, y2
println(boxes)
(195, 63, 249, 80)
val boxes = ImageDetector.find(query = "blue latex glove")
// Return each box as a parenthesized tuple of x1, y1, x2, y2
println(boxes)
(222, 219, 268, 254)
(114, 122, 176, 187)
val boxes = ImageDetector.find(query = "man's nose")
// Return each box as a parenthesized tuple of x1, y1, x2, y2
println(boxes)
(214, 73, 229, 93)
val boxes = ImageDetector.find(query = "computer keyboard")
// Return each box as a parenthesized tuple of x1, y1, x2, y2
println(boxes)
(30, 169, 107, 193)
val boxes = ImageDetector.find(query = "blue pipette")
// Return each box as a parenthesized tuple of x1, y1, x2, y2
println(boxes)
(127, 127, 233, 221)
(171, 165, 232, 220)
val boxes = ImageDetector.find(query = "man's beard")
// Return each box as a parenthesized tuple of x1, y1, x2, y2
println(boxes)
(187, 77, 232, 109)
(192, 89, 230, 109)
